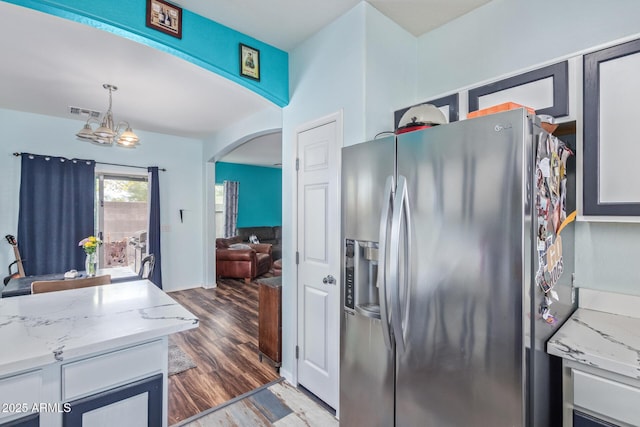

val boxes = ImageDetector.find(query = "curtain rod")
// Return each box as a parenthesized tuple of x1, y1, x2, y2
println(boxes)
(12, 152, 166, 172)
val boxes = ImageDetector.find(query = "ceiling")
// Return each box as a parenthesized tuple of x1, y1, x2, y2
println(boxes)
(181, 0, 492, 51)
(0, 0, 491, 167)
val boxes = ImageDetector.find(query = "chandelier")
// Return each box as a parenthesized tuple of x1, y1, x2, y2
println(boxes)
(76, 84, 140, 148)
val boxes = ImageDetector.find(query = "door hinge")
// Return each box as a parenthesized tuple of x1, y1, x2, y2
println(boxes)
(296, 251, 299, 265)
(296, 158, 299, 171)
(295, 345, 299, 359)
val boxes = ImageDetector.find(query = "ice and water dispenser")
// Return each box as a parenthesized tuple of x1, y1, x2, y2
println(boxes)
(344, 239, 381, 319)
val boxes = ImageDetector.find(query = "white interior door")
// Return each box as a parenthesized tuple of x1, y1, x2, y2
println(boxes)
(296, 117, 340, 409)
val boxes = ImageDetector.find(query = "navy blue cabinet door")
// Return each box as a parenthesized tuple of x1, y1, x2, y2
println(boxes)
(63, 374, 162, 427)
(0, 414, 39, 427)
(574, 410, 618, 427)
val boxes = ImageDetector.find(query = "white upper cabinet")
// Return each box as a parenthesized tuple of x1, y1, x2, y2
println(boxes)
(583, 39, 640, 216)
(468, 61, 570, 119)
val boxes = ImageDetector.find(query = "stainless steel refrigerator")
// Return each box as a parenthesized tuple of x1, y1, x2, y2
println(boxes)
(340, 109, 576, 426)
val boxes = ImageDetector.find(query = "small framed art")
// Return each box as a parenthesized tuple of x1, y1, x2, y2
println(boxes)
(240, 43, 260, 81)
(146, 0, 182, 39)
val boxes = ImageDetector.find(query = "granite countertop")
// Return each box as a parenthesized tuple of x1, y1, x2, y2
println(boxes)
(0, 280, 198, 377)
(547, 307, 640, 380)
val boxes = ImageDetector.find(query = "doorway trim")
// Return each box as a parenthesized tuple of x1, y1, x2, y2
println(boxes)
(205, 128, 282, 289)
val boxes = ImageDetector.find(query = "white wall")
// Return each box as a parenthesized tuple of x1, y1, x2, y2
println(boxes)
(202, 107, 282, 162)
(286, 4, 367, 147)
(0, 108, 203, 292)
(281, 2, 417, 381)
(416, 0, 640, 100)
(364, 5, 417, 138)
(574, 222, 640, 292)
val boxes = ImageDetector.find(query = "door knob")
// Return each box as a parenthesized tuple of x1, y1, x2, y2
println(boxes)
(323, 275, 336, 285)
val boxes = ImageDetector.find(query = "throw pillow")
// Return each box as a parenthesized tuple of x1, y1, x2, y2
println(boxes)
(229, 243, 252, 250)
(249, 234, 260, 244)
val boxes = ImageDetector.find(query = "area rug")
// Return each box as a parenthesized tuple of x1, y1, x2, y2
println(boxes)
(168, 344, 197, 376)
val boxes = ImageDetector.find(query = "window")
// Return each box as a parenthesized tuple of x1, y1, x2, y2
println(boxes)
(215, 184, 224, 237)
(96, 174, 149, 270)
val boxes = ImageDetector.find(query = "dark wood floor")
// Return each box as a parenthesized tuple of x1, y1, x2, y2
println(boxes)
(167, 276, 280, 425)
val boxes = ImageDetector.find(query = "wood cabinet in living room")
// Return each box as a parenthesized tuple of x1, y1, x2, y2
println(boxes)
(257, 277, 282, 371)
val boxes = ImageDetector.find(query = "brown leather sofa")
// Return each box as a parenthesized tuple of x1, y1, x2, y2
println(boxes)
(272, 259, 282, 276)
(216, 236, 272, 283)
(237, 226, 282, 260)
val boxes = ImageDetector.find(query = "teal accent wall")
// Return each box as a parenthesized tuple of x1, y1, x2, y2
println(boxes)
(3, 0, 289, 106)
(215, 162, 281, 227)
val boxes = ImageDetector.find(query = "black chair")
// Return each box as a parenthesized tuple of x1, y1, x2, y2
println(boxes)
(138, 254, 155, 280)
(3, 262, 19, 285)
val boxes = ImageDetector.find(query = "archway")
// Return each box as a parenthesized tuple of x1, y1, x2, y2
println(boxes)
(204, 128, 283, 288)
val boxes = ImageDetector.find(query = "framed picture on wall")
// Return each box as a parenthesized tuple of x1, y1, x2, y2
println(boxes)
(240, 43, 260, 81)
(146, 0, 182, 39)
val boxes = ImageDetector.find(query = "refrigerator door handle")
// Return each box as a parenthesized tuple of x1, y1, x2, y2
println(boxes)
(389, 175, 409, 353)
(377, 175, 394, 351)
(400, 176, 412, 347)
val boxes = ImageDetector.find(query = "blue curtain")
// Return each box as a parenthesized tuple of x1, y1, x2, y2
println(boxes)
(147, 167, 162, 289)
(17, 154, 95, 275)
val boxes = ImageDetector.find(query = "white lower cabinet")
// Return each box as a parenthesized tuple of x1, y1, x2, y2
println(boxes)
(564, 361, 640, 427)
(61, 340, 164, 403)
(0, 339, 167, 427)
(0, 370, 43, 427)
(61, 339, 165, 427)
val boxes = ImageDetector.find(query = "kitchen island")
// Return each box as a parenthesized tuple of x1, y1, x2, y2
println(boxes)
(0, 279, 198, 427)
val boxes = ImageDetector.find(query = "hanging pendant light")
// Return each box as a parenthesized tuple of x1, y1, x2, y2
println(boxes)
(75, 84, 140, 148)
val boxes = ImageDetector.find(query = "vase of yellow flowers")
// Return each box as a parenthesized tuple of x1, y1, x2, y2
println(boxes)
(79, 235, 102, 276)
